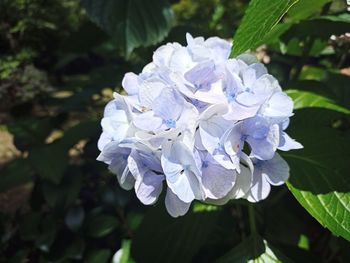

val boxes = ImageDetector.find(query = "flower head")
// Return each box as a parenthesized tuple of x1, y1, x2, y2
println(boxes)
(97, 33, 302, 217)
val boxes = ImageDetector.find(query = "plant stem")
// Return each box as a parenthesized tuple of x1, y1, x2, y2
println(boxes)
(248, 204, 257, 236)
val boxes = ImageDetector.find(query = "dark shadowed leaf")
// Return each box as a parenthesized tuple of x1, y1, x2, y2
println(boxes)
(7, 118, 52, 151)
(217, 234, 293, 263)
(86, 214, 119, 238)
(82, 0, 174, 56)
(0, 158, 34, 192)
(283, 14, 350, 41)
(87, 249, 112, 263)
(65, 237, 85, 260)
(42, 169, 82, 208)
(283, 108, 350, 241)
(131, 203, 219, 263)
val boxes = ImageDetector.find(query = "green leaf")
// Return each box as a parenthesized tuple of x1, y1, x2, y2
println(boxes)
(283, 108, 350, 241)
(29, 144, 68, 184)
(29, 121, 99, 184)
(86, 214, 118, 238)
(87, 249, 112, 263)
(119, 240, 135, 263)
(217, 235, 293, 263)
(42, 169, 82, 208)
(131, 204, 219, 263)
(287, 0, 331, 21)
(265, 201, 305, 246)
(286, 89, 350, 114)
(82, 0, 174, 56)
(231, 0, 299, 57)
(0, 158, 34, 192)
(7, 118, 52, 151)
(283, 15, 350, 41)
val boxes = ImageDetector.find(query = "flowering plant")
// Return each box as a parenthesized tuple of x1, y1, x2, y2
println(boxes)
(97, 33, 302, 217)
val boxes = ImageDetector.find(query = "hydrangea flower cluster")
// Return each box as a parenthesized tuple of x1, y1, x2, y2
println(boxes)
(97, 34, 303, 217)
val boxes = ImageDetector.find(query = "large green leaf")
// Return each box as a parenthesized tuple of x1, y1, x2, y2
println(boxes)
(286, 89, 350, 114)
(287, 0, 331, 21)
(231, 0, 299, 57)
(82, 0, 173, 55)
(283, 15, 350, 41)
(283, 108, 350, 241)
(286, 75, 350, 113)
(131, 204, 218, 263)
(217, 235, 293, 263)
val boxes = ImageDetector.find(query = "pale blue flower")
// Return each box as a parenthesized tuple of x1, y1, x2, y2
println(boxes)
(246, 153, 289, 202)
(97, 33, 303, 217)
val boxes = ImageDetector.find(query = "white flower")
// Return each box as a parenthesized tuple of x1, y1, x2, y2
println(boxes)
(97, 33, 303, 217)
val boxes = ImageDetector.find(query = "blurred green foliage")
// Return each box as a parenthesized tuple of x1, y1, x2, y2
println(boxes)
(0, 0, 349, 262)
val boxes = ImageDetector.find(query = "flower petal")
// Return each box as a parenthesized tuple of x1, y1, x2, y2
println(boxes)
(165, 188, 191, 218)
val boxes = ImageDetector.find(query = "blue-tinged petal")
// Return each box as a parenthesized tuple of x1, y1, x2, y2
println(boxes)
(204, 36, 231, 61)
(222, 123, 243, 158)
(248, 63, 268, 79)
(201, 155, 236, 199)
(161, 141, 183, 173)
(122, 72, 139, 95)
(103, 95, 131, 118)
(261, 92, 294, 118)
(199, 115, 232, 154)
(101, 115, 129, 142)
(230, 164, 252, 199)
(142, 62, 156, 73)
(278, 132, 303, 151)
(224, 70, 243, 101)
(199, 125, 221, 154)
(194, 129, 206, 151)
(165, 188, 191, 218)
(223, 101, 259, 120)
(171, 141, 201, 177)
(261, 153, 289, 186)
(97, 141, 129, 165)
(194, 79, 227, 104)
(119, 165, 135, 190)
(162, 141, 203, 202)
(135, 171, 164, 205)
(133, 111, 163, 131)
(184, 60, 218, 91)
(246, 170, 271, 202)
(138, 78, 166, 109)
(153, 89, 184, 122)
(97, 132, 112, 151)
(205, 155, 253, 205)
(242, 117, 269, 139)
(236, 75, 279, 107)
(248, 124, 280, 160)
(169, 47, 196, 74)
(241, 66, 257, 87)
